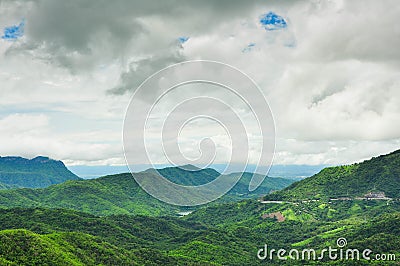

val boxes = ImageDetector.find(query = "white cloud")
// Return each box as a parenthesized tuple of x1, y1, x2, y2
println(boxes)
(0, 0, 399, 166)
(0, 113, 123, 164)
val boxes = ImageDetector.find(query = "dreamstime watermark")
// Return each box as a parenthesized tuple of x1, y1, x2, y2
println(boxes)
(123, 60, 275, 206)
(257, 237, 396, 262)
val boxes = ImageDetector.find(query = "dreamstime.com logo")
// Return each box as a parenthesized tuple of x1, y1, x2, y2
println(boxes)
(257, 237, 396, 262)
(123, 60, 275, 206)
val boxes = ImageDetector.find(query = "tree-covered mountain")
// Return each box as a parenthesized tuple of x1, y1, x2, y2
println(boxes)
(265, 149, 400, 201)
(183, 200, 400, 265)
(0, 165, 294, 216)
(0, 150, 399, 265)
(0, 229, 138, 265)
(0, 228, 200, 265)
(0, 203, 399, 265)
(147, 165, 220, 186)
(175, 149, 400, 265)
(0, 207, 264, 265)
(152, 165, 294, 195)
(226, 172, 293, 195)
(0, 156, 81, 188)
(0, 173, 178, 216)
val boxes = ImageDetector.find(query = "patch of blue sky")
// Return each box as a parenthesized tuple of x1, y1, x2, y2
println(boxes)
(0, 104, 65, 116)
(259, 12, 287, 31)
(242, 42, 256, 53)
(1, 20, 25, 41)
(178, 36, 189, 44)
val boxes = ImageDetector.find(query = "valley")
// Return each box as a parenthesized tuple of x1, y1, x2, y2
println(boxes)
(0, 149, 399, 265)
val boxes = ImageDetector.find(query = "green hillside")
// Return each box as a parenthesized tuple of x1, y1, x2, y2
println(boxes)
(226, 172, 293, 195)
(153, 165, 220, 186)
(151, 165, 294, 197)
(0, 203, 399, 265)
(0, 207, 263, 265)
(149, 165, 294, 193)
(183, 199, 400, 265)
(0, 207, 204, 250)
(0, 229, 135, 265)
(0, 156, 80, 188)
(0, 166, 294, 216)
(0, 150, 399, 265)
(265, 149, 400, 201)
(0, 228, 200, 265)
(0, 173, 179, 216)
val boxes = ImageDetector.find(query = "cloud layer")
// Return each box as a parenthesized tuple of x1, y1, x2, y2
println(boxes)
(0, 0, 399, 166)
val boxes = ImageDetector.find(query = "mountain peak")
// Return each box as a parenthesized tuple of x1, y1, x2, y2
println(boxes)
(31, 156, 51, 163)
(266, 148, 400, 201)
(179, 164, 201, 171)
(0, 155, 80, 188)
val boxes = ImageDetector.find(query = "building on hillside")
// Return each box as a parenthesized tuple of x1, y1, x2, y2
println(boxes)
(363, 191, 387, 199)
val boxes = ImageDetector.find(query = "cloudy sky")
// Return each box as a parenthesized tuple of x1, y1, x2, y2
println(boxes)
(0, 0, 399, 167)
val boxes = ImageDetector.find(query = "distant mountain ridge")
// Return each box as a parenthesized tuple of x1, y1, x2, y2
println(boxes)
(146, 165, 294, 196)
(0, 156, 81, 188)
(151, 165, 220, 186)
(265, 149, 400, 201)
(0, 150, 399, 265)
(69, 164, 326, 180)
(0, 164, 295, 216)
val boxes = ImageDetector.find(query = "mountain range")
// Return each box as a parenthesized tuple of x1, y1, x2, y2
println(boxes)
(69, 164, 327, 180)
(265, 149, 400, 201)
(0, 149, 399, 265)
(0, 162, 295, 216)
(0, 156, 80, 188)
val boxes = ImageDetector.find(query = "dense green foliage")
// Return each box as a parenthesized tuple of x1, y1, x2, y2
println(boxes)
(226, 172, 293, 196)
(154, 165, 219, 186)
(0, 166, 294, 216)
(0, 228, 202, 265)
(0, 208, 263, 265)
(154, 166, 293, 193)
(0, 156, 80, 188)
(0, 150, 399, 265)
(0, 173, 179, 216)
(148, 165, 294, 195)
(265, 149, 400, 200)
(185, 199, 400, 265)
(0, 229, 137, 265)
(0, 200, 399, 265)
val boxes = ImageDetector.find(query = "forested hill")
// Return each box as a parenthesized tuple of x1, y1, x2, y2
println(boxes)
(147, 165, 220, 186)
(0, 150, 399, 265)
(151, 165, 294, 194)
(0, 165, 295, 216)
(0, 156, 80, 188)
(266, 149, 400, 201)
(0, 173, 177, 216)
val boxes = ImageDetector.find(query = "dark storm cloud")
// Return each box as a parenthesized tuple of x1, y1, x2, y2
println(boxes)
(107, 47, 186, 95)
(3, 0, 298, 70)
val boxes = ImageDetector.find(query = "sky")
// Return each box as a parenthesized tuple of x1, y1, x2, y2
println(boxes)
(0, 0, 399, 167)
